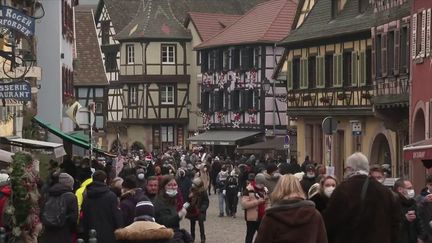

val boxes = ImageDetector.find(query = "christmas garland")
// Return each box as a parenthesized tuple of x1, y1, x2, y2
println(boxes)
(6, 151, 41, 241)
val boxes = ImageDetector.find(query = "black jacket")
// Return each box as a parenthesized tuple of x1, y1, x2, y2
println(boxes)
(81, 181, 123, 243)
(40, 183, 78, 243)
(397, 193, 422, 243)
(154, 196, 181, 229)
(418, 199, 432, 242)
(310, 193, 329, 213)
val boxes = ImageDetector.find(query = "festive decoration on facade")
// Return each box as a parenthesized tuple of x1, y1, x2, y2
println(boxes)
(247, 108, 258, 114)
(7, 151, 42, 242)
(248, 113, 256, 124)
(232, 113, 241, 128)
(216, 111, 225, 123)
(202, 113, 211, 130)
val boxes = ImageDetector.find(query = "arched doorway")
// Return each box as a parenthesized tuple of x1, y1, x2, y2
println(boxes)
(413, 109, 426, 142)
(370, 133, 392, 165)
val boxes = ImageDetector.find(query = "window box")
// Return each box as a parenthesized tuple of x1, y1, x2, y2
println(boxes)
(337, 92, 347, 100)
(303, 94, 312, 101)
(287, 95, 297, 102)
(319, 96, 331, 104)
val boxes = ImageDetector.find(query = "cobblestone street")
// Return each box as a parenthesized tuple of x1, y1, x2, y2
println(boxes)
(181, 193, 246, 243)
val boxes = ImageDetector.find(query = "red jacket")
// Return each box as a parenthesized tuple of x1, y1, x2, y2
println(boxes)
(0, 185, 11, 227)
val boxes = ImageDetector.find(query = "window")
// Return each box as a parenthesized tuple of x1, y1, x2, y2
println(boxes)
(359, 51, 366, 86)
(196, 51, 201, 65)
(129, 85, 138, 105)
(254, 47, 261, 68)
(105, 52, 117, 72)
(101, 21, 110, 45)
(161, 126, 174, 142)
(333, 54, 342, 87)
(351, 52, 358, 86)
(126, 44, 135, 64)
(388, 31, 395, 75)
(308, 56, 316, 88)
(162, 45, 175, 64)
(292, 58, 300, 89)
(246, 89, 259, 110)
(325, 54, 333, 87)
(161, 85, 174, 105)
(376, 35, 382, 77)
(201, 51, 208, 72)
(231, 89, 241, 112)
(287, 60, 293, 89)
(95, 102, 103, 113)
(366, 49, 372, 85)
(201, 92, 210, 112)
(95, 88, 104, 97)
(342, 52, 351, 87)
(231, 48, 240, 70)
(214, 90, 224, 111)
(240, 47, 253, 70)
(209, 51, 216, 71)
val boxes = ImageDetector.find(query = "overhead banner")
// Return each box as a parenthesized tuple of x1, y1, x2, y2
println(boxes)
(0, 81, 31, 101)
(0, 6, 35, 37)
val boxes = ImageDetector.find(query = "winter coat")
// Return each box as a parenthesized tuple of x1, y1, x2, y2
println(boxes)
(211, 160, 222, 181)
(255, 199, 327, 243)
(0, 185, 11, 228)
(310, 193, 330, 213)
(81, 181, 123, 243)
(75, 178, 92, 212)
(115, 220, 174, 243)
(178, 176, 192, 201)
(301, 176, 317, 196)
(397, 193, 422, 243)
(262, 172, 280, 194)
(186, 189, 209, 221)
(225, 175, 239, 194)
(154, 196, 181, 229)
(240, 183, 269, 222)
(323, 175, 400, 243)
(417, 199, 432, 242)
(120, 189, 147, 227)
(40, 183, 78, 243)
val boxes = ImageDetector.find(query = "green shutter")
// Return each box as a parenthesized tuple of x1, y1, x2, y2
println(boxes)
(333, 54, 337, 86)
(287, 60, 293, 90)
(300, 58, 308, 89)
(351, 51, 358, 86)
(337, 54, 343, 87)
(359, 51, 366, 86)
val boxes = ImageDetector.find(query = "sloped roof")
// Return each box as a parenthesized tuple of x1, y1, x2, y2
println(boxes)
(95, 0, 141, 32)
(186, 12, 242, 42)
(195, 0, 298, 50)
(74, 6, 108, 86)
(115, 0, 192, 41)
(279, 0, 374, 46)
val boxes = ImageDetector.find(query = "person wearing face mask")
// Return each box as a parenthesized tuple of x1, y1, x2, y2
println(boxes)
(186, 177, 209, 243)
(136, 168, 146, 189)
(393, 179, 422, 243)
(309, 176, 338, 213)
(369, 165, 386, 184)
(301, 164, 318, 195)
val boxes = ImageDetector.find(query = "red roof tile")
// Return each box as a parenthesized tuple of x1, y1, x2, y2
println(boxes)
(74, 6, 108, 86)
(195, 0, 298, 49)
(187, 12, 242, 42)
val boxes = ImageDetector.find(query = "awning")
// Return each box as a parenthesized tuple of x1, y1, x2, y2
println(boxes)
(403, 138, 432, 160)
(0, 149, 13, 163)
(187, 130, 261, 146)
(0, 136, 66, 158)
(236, 136, 286, 151)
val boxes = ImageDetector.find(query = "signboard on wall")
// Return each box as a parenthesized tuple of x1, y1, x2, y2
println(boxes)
(0, 6, 35, 37)
(0, 81, 31, 101)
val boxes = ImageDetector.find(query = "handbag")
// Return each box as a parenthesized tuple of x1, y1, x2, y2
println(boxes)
(185, 206, 200, 219)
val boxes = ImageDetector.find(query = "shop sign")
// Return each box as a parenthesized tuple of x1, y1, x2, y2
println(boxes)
(0, 6, 35, 37)
(0, 81, 31, 101)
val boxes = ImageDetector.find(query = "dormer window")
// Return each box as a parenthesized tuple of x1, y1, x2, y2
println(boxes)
(359, 0, 369, 13)
(331, 0, 345, 19)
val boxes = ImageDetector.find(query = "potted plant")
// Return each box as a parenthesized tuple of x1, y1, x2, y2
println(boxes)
(319, 96, 331, 104)
(287, 95, 296, 102)
(303, 94, 312, 101)
(361, 93, 373, 99)
(337, 92, 347, 100)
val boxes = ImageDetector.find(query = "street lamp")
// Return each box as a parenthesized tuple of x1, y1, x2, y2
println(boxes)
(186, 101, 192, 111)
(262, 79, 271, 93)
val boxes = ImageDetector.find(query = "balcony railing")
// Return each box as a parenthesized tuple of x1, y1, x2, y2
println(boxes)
(375, 77, 410, 97)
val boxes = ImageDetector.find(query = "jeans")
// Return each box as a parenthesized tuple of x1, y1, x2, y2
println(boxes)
(190, 219, 205, 241)
(218, 191, 226, 215)
(226, 191, 238, 215)
(245, 221, 261, 243)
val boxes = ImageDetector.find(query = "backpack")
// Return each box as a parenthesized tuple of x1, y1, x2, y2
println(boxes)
(42, 193, 70, 227)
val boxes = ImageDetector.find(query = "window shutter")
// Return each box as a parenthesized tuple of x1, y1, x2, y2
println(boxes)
(232, 48, 240, 70)
(333, 54, 337, 86)
(405, 25, 410, 73)
(300, 58, 308, 89)
(240, 90, 247, 111)
(320, 56, 325, 87)
(248, 48, 254, 69)
(338, 54, 343, 86)
(359, 51, 366, 86)
(351, 51, 358, 86)
(382, 33, 387, 77)
(412, 13, 417, 59)
(287, 60, 293, 90)
(371, 31, 376, 80)
(427, 9, 431, 57)
(224, 91, 230, 112)
(394, 29, 400, 75)
(422, 10, 426, 57)
(201, 51, 209, 72)
(210, 91, 215, 112)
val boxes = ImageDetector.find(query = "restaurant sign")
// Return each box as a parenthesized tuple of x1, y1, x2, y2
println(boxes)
(0, 6, 35, 37)
(0, 81, 31, 101)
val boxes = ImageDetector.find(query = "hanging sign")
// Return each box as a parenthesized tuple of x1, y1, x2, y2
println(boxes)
(0, 81, 31, 101)
(0, 6, 35, 37)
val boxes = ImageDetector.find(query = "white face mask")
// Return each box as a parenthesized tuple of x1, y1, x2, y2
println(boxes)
(378, 179, 385, 184)
(324, 186, 335, 197)
(137, 173, 145, 180)
(306, 173, 315, 178)
(166, 189, 178, 197)
(406, 189, 415, 199)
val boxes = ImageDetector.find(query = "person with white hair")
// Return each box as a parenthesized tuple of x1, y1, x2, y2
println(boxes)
(322, 152, 400, 243)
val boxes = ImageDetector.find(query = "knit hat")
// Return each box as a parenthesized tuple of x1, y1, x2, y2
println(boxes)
(59, 173, 74, 190)
(255, 173, 266, 186)
(134, 199, 155, 222)
(266, 163, 278, 174)
(0, 173, 10, 187)
(122, 175, 138, 190)
(305, 164, 315, 172)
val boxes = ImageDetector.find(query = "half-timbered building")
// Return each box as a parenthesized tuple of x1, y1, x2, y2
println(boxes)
(371, 0, 411, 178)
(74, 6, 109, 148)
(189, 0, 297, 155)
(279, 0, 382, 179)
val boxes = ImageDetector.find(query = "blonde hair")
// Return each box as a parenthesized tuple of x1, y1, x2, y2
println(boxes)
(271, 174, 306, 203)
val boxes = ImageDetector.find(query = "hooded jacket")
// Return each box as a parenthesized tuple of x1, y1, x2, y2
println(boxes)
(115, 220, 174, 243)
(255, 199, 327, 243)
(81, 181, 123, 243)
(40, 183, 78, 243)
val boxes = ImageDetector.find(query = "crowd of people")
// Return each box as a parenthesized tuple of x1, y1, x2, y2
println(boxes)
(0, 147, 431, 243)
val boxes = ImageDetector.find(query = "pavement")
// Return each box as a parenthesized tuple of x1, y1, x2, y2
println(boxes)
(180, 192, 246, 243)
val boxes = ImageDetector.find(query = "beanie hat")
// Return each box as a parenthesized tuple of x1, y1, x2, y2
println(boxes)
(122, 175, 138, 189)
(0, 173, 10, 187)
(305, 164, 315, 172)
(255, 173, 266, 186)
(134, 199, 155, 222)
(59, 173, 74, 190)
(266, 163, 278, 174)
